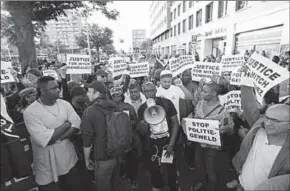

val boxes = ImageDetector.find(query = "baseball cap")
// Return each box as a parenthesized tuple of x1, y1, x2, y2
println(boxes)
(70, 86, 86, 98)
(160, 70, 173, 79)
(85, 80, 107, 94)
(110, 86, 123, 96)
(19, 87, 37, 98)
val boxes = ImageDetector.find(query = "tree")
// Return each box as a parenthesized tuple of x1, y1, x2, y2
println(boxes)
(3, 1, 119, 69)
(102, 44, 116, 55)
(75, 24, 114, 61)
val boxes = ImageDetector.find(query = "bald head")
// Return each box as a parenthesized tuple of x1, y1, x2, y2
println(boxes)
(266, 104, 290, 122)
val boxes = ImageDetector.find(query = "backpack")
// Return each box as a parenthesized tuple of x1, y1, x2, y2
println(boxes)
(101, 108, 133, 158)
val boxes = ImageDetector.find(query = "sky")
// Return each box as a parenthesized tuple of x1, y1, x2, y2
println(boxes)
(87, 1, 151, 52)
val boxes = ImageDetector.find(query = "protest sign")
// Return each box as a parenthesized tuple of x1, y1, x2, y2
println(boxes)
(66, 54, 91, 74)
(109, 57, 128, 77)
(169, 55, 194, 77)
(220, 54, 245, 74)
(191, 62, 220, 82)
(184, 118, 221, 146)
(42, 70, 59, 80)
(246, 53, 289, 104)
(229, 67, 254, 87)
(219, 90, 242, 113)
(1, 61, 15, 83)
(129, 62, 149, 78)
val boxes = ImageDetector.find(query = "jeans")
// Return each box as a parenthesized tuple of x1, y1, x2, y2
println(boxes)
(195, 144, 218, 191)
(94, 158, 119, 191)
(38, 163, 82, 191)
(148, 137, 177, 191)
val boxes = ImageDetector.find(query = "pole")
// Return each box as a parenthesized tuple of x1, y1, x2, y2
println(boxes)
(86, 23, 91, 59)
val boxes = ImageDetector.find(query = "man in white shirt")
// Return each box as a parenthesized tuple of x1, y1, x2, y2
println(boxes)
(156, 70, 185, 123)
(24, 76, 82, 191)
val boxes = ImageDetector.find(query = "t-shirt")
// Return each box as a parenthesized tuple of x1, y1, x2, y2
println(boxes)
(156, 85, 185, 123)
(23, 99, 81, 185)
(138, 97, 177, 139)
(239, 128, 282, 190)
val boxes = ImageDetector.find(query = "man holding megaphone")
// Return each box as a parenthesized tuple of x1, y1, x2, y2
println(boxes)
(137, 82, 180, 191)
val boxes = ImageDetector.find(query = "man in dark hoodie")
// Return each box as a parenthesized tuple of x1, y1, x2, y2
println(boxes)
(81, 81, 119, 191)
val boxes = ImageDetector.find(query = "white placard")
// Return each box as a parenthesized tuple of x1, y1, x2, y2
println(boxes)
(191, 62, 220, 82)
(184, 118, 221, 146)
(66, 54, 91, 74)
(42, 70, 59, 80)
(246, 53, 289, 104)
(229, 67, 254, 87)
(219, 90, 242, 113)
(220, 55, 245, 74)
(169, 55, 194, 77)
(129, 62, 149, 78)
(109, 57, 128, 77)
(1, 61, 15, 84)
(161, 150, 174, 164)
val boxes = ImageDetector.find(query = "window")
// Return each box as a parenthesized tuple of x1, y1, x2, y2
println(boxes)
(183, 1, 186, 13)
(174, 8, 176, 19)
(170, 12, 173, 21)
(236, 1, 248, 11)
(188, 15, 193, 30)
(189, 1, 193, 8)
(218, 1, 228, 18)
(196, 9, 202, 27)
(178, 23, 181, 35)
(206, 3, 213, 23)
(174, 25, 176, 36)
(178, 4, 181, 16)
(183, 19, 186, 33)
(170, 28, 173, 37)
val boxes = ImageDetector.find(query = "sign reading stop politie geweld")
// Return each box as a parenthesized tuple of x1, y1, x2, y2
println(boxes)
(183, 118, 221, 146)
(219, 90, 242, 113)
(66, 54, 91, 74)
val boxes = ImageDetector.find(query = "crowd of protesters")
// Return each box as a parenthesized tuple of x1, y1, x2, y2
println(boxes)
(1, 49, 289, 191)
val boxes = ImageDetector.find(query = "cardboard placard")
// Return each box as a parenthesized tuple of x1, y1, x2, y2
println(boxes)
(191, 62, 220, 82)
(184, 118, 221, 146)
(246, 53, 289, 104)
(42, 70, 59, 80)
(219, 90, 242, 113)
(129, 62, 150, 78)
(1, 61, 15, 84)
(109, 57, 128, 77)
(66, 54, 91, 74)
(169, 55, 194, 77)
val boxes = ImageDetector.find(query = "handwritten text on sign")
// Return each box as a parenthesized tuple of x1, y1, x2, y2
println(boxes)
(184, 118, 221, 146)
(191, 62, 220, 82)
(169, 55, 194, 77)
(1, 61, 15, 84)
(66, 54, 91, 74)
(220, 55, 245, 73)
(110, 57, 128, 77)
(129, 62, 149, 78)
(246, 53, 289, 104)
(219, 90, 242, 113)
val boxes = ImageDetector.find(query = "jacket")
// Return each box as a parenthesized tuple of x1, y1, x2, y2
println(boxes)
(232, 86, 290, 190)
(81, 98, 117, 161)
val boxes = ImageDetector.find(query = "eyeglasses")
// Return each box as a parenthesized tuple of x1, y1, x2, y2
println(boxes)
(264, 115, 289, 123)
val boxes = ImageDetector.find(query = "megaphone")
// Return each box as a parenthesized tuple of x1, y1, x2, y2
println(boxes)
(144, 98, 166, 125)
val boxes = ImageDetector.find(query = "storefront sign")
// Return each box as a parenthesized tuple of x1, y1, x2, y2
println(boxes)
(246, 53, 289, 104)
(205, 28, 227, 37)
(183, 118, 221, 146)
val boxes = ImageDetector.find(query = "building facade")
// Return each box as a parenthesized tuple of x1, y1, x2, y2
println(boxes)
(150, 1, 289, 60)
(132, 29, 147, 50)
(45, 11, 83, 51)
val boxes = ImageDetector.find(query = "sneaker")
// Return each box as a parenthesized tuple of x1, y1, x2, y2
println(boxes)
(193, 182, 204, 191)
(188, 165, 196, 171)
